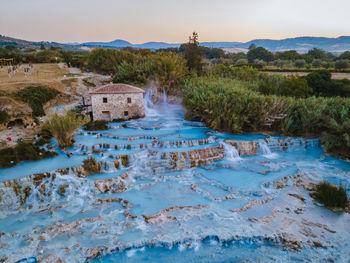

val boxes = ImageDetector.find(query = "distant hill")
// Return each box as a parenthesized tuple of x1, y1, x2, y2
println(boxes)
(0, 35, 84, 51)
(1, 34, 350, 53)
(80, 36, 350, 53)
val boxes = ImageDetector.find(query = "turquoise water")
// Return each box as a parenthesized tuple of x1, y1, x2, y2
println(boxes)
(0, 92, 349, 263)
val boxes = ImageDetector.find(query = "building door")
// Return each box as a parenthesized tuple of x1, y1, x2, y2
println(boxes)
(102, 111, 111, 121)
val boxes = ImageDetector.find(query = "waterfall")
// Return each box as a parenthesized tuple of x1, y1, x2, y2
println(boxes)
(163, 87, 167, 104)
(222, 141, 242, 162)
(258, 140, 278, 159)
(144, 88, 160, 117)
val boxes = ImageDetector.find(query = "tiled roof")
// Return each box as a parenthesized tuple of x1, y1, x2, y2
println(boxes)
(89, 83, 145, 94)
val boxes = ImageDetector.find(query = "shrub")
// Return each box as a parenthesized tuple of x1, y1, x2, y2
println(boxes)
(113, 60, 154, 85)
(294, 59, 306, 68)
(84, 120, 109, 131)
(35, 128, 53, 146)
(0, 109, 9, 124)
(280, 75, 313, 98)
(17, 86, 59, 117)
(0, 142, 57, 168)
(335, 60, 349, 70)
(313, 182, 348, 209)
(44, 111, 87, 148)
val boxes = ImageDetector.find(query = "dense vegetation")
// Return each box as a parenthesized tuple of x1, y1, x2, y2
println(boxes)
(0, 109, 9, 124)
(17, 86, 59, 117)
(44, 111, 87, 148)
(84, 120, 109, 131)
(210, 65, 350, 98)
(313, 182, 348, 209)
(181, 76, 350, 159)
(0, 142, 57, 168)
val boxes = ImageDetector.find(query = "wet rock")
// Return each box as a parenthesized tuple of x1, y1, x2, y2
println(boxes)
(281, 233, 303, 251)
(225, 140, 258, 156)
(85, 248, 103, 260)
(288, 193, 305, 203)
(313, 241, 324, 248)
(142, 205, 208, 224)
(124, 210, 137, 219)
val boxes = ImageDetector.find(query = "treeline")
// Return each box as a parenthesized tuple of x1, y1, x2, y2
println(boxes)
(0, 45, 88, 67)
(211, 65, 350, 98)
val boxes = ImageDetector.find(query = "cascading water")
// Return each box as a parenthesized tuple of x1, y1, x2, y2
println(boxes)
(162, 87, 167, 104)
(0, 92, 349, 263)
(144, 88, 161, 117)
(258, 140, 278, 159)
(221, 141, 242, 162)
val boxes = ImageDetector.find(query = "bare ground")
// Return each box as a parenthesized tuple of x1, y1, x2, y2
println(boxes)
(0, 63, 111, 148)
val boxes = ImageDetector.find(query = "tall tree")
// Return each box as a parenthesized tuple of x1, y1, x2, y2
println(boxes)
(183, 32, 203, 74)
(247, 47, 273, 63)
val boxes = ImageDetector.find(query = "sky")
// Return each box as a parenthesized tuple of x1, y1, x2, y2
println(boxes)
(0, 0, 349, 44)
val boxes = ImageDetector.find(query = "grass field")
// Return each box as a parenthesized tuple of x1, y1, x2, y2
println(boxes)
(0, 63, 68, 93)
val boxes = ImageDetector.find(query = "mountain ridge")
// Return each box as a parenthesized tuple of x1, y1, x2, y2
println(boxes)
(1, 34, 350, 53)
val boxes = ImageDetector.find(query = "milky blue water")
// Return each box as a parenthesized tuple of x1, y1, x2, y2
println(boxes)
(0, 93, 349, 263)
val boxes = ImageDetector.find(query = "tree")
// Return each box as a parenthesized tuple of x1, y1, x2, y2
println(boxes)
(294, 59, 306, 68)
(335, 60, 349, 70)
(183, 32, 203, 74)
(307, 48, 327, 60)
(87, 48, 136, 74)
(247, 47, 273, 63)
(152, 52, 188, 92)
(275, 50, 300, 61)
(339, 51, 350, 60)
(280, 75, 313, 98)
(312, 59, 323, 68)
(305, 70, 332, 96)
(248, 43, 256, 50)
(40, 43, 45, 50)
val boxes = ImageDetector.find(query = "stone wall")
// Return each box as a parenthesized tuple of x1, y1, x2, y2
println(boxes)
(91, 93, 144, 121)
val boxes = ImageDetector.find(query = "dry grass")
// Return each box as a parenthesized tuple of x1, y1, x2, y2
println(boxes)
(0, 63, 68, 93)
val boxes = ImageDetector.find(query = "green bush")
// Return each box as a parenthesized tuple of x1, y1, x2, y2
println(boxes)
(113, 60, 154, 85)
(84, 120, 109, 131)
(0, 109, 9, 124)
(0, 142, 57, 168)
(17, 86, 59, 117)
(280, 75, 313, 98)
(313, 182, 348, 209)
(44, 111, 87, 148)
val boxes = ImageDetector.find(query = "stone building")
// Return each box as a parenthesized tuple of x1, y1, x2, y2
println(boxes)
(89, 83, 145, 121)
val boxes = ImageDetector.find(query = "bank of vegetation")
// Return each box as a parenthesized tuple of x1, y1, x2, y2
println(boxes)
(16, 86, 60, 117)
(0, 142, 57, 168)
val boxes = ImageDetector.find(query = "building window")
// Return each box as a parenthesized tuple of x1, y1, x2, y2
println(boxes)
(103, 97, 107, 103)
(127, 97, 132, 103)
(124, 111, 129, 116)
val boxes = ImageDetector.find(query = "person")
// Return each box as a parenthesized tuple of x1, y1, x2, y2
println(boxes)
(32, 122, 37, 129)
(97, 135, 100, 139)
(178, 134, 182, 138)
(7, 137, 11, 141)
(152, 138, 157, 146)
